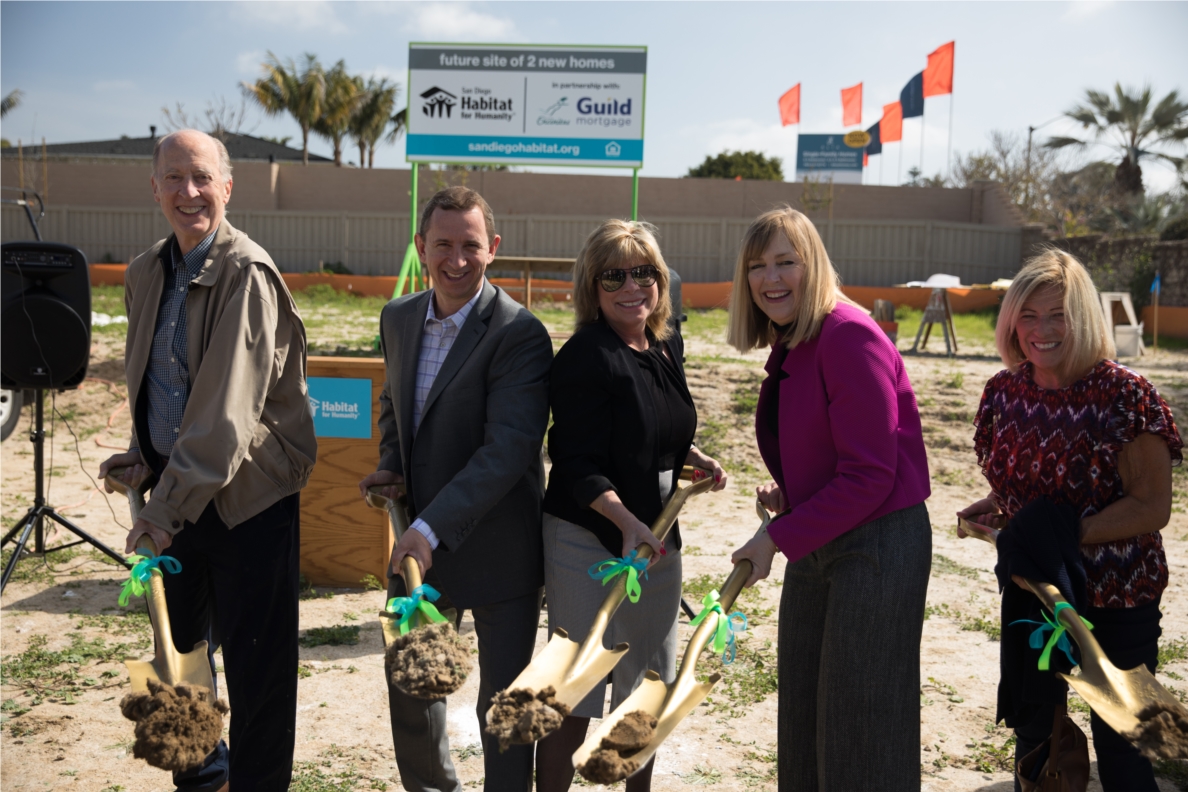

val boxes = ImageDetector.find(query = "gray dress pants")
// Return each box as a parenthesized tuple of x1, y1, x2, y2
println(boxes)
(777, 502, 932, 792)
(385, 574, 543, 792)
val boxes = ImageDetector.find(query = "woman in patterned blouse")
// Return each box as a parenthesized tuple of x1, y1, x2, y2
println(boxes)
(958, 249, 1182, 791)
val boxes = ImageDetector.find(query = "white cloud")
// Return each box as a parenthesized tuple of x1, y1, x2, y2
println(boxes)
(405, 3, 517, 40)
(1063, 1, 1115, 21)
(233, 1, 348, 34)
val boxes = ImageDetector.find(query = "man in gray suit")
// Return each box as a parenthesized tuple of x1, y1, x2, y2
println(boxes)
(359, 186, 553, 792)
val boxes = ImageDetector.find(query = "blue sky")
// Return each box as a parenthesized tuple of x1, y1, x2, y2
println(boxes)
(2, 1, 1186, 189)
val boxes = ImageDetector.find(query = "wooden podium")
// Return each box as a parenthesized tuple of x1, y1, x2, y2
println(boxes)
(301, 356, 391, 587)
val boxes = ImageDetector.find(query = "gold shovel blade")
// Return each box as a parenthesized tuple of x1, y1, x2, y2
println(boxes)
(494, 627, 629, 714)
(126, 639, 214, 694)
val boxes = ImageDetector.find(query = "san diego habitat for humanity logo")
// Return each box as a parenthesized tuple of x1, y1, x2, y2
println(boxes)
(308, 396, 360, 421)
(421, 87, 458, 118)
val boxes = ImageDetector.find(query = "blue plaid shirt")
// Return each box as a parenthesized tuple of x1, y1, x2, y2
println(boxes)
(142, 229, 218, 458)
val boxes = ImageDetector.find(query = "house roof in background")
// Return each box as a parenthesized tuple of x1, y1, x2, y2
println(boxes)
(1, 133, 332, 162)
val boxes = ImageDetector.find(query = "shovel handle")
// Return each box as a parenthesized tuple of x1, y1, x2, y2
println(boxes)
(957, 515, 1003, 545)
(714, 501, 774, 612)
(366, 484, 424, 591)
(105, 466, 146, 523)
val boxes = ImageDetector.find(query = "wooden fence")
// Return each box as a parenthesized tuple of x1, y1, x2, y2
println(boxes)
(3, 205, 1024, 286)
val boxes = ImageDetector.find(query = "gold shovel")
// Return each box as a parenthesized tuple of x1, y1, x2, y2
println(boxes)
(105, 467, 214, 695)
(957, 515, 1183, 736)
(487, 467, 717, 728)
(365, 483, 457, 646)
(572, 500, 772, 775)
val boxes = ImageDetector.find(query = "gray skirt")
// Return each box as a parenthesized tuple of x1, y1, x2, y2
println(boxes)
(542, 512, 681, 718)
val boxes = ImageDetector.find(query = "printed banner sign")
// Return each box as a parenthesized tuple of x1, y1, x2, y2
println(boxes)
(407, 43, 646, 167)
(308, 377, 372, 439)
(795, 134, 864, 184)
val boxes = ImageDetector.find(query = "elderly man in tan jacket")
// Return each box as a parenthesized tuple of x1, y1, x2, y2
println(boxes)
(99, 129, 316, 792)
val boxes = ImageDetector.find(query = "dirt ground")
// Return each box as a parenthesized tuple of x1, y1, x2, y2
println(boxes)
(2, 313, 1187, 791)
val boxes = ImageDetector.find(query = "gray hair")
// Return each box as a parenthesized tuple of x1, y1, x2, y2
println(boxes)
(152, 130, 233, 182)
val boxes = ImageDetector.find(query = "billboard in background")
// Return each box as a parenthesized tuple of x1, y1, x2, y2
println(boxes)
(795, 134, 864, 184)
(406, 43, 646, 167)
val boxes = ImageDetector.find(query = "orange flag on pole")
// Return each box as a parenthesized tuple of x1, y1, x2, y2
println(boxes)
(881, 101, 903, 143)
(779, 84, 801, 126)
(923, 41, 954, 97)
(841, 82, 862, 126)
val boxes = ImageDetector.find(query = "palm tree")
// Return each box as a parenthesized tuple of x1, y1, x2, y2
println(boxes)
(1, 89, 22, 118)
(382, 108, 408, 169)
(241, 53, 326, 165)
(349, 78, 400, 169)
(1046, 83, 1188, 195)
(312, 62, 363, 166)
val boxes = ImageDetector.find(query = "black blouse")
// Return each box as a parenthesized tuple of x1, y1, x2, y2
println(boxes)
(544, 320, 697, 556)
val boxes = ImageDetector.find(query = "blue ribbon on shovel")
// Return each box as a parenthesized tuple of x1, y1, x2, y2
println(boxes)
(385, 584, 448, 636)
(1011, 601, 1094, 671)
(588, 549, 650, 603)
(119, 552, 181, 607)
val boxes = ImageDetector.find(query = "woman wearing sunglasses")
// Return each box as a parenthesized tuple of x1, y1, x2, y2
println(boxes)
(726, 207, 931, 792)
(537, 219, 726, 791)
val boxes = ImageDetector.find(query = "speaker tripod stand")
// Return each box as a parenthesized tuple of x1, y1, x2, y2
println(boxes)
(1, 388, 129, 593)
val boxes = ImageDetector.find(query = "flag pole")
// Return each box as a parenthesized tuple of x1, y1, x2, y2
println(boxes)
(1154, 271, 1161, 352)
(879, 153, 884, 186)
(920, 114, 926, 178)
(946, 94, 954, 180)
(897, 141, 902, 186)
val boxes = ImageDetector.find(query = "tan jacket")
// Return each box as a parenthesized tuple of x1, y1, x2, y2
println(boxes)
(125, 221, 316, 534)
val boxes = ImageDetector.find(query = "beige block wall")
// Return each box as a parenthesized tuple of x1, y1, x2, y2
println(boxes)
(1, 157, 1024, 227)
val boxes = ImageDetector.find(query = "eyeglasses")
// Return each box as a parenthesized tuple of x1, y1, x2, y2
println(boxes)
(596, 265, 658, 292)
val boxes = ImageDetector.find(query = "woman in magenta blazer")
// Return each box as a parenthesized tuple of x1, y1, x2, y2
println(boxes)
(728, 207, 932, 792)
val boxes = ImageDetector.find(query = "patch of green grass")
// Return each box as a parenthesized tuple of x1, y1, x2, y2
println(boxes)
(895, 306, 999, 350)
(1, 633, 141, 705)
(682, 764, 724, 784)
(964, 733, 1016, 773)
(360, 574, 384, 592)
(682, 573, 769, 619)
(933, 467, 975, 487)
(682, 308, 730, 340)
(700, 640, 778, 715)
(1155, 758, 1188, 791)
(730, 372, 763, 422)
(923, 676, 965, 703)
(71, 608, 152, 640)
(529, 305, 575, 334)
(299, 625, 361, 648)
(1067, 692, 1091, 714)
(299, 574, 335, 600)
(289, 760, 374, 792)
(1160, 638, 1188, 670)
(923, 602, 1000, 641)
(0, 545, 86, 585)
(695, 418, 728, 462)
(451, 742, 483, 762)
(91, 285, 127, 317)
(931, 554, 982, 580)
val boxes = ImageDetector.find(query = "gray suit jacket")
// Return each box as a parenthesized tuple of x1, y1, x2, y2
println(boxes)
(376, 280, 553, 608)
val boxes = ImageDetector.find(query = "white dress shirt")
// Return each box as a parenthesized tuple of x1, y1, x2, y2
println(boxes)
(409, 285, 484, 549)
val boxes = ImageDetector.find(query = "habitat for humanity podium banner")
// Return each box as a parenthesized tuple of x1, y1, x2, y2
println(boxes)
(407, 43, 646, 167)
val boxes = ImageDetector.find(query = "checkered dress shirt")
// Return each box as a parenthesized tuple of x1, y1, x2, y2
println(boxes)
(143, 229, 217, 457)
(408, 286, 483, 549)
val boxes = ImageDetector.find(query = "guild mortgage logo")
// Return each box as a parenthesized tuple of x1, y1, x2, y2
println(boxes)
(421, 87, 457, 118)
(575, 97, 633, 128)
(308, 396, 360, 421)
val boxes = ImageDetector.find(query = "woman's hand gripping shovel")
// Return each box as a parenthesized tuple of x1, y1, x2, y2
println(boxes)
(484, 467, 717, 751)
(106, 467, 226, 774)
(105, 467, 213, 695)
(366, 483, 471, 699)
(572, 500, 771, 782)
(958, 515, 1188, 760)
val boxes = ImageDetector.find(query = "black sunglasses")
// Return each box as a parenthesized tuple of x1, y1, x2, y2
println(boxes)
(596, 264, 658, 292)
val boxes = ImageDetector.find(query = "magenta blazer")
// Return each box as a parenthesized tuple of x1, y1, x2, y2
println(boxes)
(756, 302, 931, 564)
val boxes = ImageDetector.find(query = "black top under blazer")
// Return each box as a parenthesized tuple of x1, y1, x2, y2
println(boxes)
(543, 319, 695, 556)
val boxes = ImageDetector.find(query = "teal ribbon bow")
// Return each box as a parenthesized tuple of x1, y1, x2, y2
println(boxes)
(385, 584, 449, 636)
(118, 552, 181, 607)
(689, 589, 748, 664)
(588, 550, 649, 603)
(1010, 602, 1094, 671)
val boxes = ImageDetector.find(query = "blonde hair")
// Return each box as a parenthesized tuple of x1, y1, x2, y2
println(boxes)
(996, 248, 1114, 381)
(573, 219, 673, 340)
(727, 206, 859, 351)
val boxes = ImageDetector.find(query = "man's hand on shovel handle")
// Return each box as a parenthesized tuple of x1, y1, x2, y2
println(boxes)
(99, 451, 151, 494)
(359, 469, 405, 501)
(731, 529, 778, 589)
(125, 518, 173, 555)
(391, 528, 432, 578)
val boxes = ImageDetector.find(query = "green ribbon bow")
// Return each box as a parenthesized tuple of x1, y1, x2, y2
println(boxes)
(118, 552, 181, 607)
(1011, 601, 1094, 671)
(588, 549, 649, 603)
(385, 584, 448, 636)
(689, 589, 748, 664)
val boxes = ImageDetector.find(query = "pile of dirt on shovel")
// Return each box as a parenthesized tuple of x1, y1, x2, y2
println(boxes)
(577, 710, 658, 783)
(485, 686, 572, 750)
(386, 622, 473, 699)
(1124, 702, 1188, 760)
(120, 679, 228, 771)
